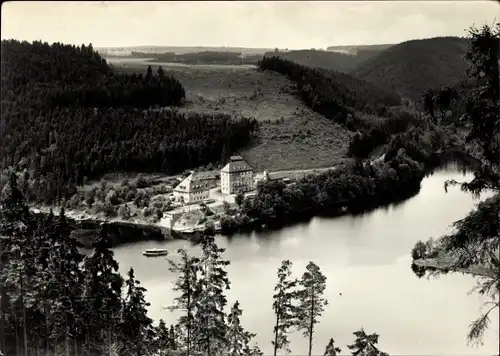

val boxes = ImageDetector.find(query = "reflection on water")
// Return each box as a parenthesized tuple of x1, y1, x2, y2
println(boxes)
(112, 165, 498, 355)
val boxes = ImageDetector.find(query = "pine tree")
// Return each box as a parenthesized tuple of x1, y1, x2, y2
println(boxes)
(296, 262, 328, 356)
(169, 324, 178, 350)
(192, 233, 231, 356)
(347, 329, 388, 356)
(155, 319, 171, 356)
(45, 209, 85, 356)
(272, 260, 298, 356)
(25, 210, 56, 355)
(157, 66, 165, 79)
(82, 224, 124, 355)
(0, 172, 33, 356)
(118, 267, 155, 356)
(323, 338, 341, 356)
(167, 248, 201, 356)
(146, 65, 153, 81)
(226, 301, 256, 356)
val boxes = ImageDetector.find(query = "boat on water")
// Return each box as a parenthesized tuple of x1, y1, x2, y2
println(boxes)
(142, 248, 169, 257)
(183, 229, 195, 234)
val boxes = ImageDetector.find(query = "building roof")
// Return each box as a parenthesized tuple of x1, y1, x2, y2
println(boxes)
(221, 157, 253, 173)
(192, 171, 218, 181)
(174, 171, 216, 193)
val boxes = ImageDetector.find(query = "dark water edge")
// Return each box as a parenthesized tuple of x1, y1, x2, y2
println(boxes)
(217, 150, 480, 237)
(33, 150, 480, 248)
(31, 214, 186, 249)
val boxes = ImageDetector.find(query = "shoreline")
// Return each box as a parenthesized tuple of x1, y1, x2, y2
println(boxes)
(412, 256, 497, 279)
(29, 148, 479, 248)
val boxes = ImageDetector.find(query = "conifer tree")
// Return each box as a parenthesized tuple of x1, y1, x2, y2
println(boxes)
(168, 249, 201, 356)
(46, 209, 85, 356)
(118, 267, 155, 356)
(323, 338, 341, 356)
(272, 260, 298, 356)
(192, 233, 231, 356)
(155, 319, 171, 356)
(157, 66, 165, 79)
(296, 262, 328, 356)
(347, 329, 388, 356)
(146, 65, 153, 80)
(226, 300, 256, 356)
(169, 324, 178, 350)
(0, 172, 33, 356)
(81, 225, 124, 355)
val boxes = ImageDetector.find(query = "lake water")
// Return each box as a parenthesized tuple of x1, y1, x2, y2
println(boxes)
(112, 164, 499, 356)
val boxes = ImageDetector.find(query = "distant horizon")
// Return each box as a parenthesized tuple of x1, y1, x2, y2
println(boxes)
(2, 35, 469, 52)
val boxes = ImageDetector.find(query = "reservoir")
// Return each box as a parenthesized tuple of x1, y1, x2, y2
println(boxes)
(112, 164, 499, 355)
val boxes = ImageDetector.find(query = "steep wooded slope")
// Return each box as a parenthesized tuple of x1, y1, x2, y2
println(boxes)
(353, 37, 471, 101)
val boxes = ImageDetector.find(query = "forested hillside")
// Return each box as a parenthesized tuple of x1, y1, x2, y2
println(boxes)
(0, 40, 258, 204)
(267, 48, 382, 73)
(258, 56, 402, 126)
(354, 37, 471, 101)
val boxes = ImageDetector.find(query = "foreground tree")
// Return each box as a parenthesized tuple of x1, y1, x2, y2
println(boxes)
(192, 234, 231, 356)
(167, 249, 201, 356)
(154, 319, 171, 356)
(411, 23, 500, 348)
(0, 173, 34, 356)
(296, 262, 328, 356)
(323, 338, 342, 356)
(226, 301, 256, 356)
(45, 209, 85, 355)
(82, 225, 124, 355)
(347, 329, 388, 356)
(271, 260, 298, 356)
(118, 268, 155, 356)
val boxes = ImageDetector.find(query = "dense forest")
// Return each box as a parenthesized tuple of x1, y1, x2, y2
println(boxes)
(0, 174, 390, 356)
(268, 48, 383, 74)
(1, 40, 185, 108)
(0, 40, 259, 204)
(354, 37, 471, 101)
(257, 56, 402, 126)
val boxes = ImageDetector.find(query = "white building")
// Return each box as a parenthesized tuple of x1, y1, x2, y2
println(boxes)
(173, 171, 218, 204)
(220, 156, 254, 195)
(253, 170, 270, 187)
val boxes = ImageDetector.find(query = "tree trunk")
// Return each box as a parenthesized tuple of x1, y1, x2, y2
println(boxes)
(17, 266, 28, 356)
(14, 306, 20, 356)
(44, 303, 50, 356)
(107, 327, 112, 356)
(0, 285, 5, 356)
(308, 287, 315, 356)
(65, 312, 70, 356)
(273, 313, 280, 356)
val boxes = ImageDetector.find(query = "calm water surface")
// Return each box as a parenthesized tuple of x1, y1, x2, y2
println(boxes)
(113, 164, 499, 355)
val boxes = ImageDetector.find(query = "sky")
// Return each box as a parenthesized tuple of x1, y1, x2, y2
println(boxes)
(2, 1, 500, 49)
